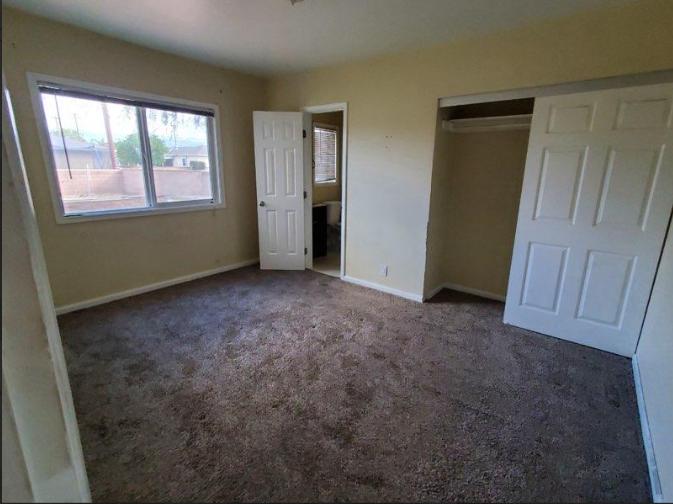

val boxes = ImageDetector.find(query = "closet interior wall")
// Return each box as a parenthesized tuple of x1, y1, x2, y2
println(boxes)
(424, 99, 533, 300)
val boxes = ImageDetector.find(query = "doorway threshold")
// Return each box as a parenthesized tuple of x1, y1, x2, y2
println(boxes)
(312, 252, 340, 278)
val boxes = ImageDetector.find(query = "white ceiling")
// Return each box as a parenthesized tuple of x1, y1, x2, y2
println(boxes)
(5, 0, 633, 76)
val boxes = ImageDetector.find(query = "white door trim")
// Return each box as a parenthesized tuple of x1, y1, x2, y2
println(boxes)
(439, 69, 673, 108)
(303, 102, 348, 279)
(2, 72, 91, 501)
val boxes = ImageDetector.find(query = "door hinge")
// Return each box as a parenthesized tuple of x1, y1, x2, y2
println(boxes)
(304, 248, 308, 255)
(303, 129, 306, 138)
(304, 190, 307, 199)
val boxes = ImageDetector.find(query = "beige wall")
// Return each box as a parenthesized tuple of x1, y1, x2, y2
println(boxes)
(636, 228, 673, 501)
(312, 111, 343, 204)
(4, 1, 673, 304)
(269, 0, 673, 296)
(425, 127, 528, 298)
(2, 7, 266, 308)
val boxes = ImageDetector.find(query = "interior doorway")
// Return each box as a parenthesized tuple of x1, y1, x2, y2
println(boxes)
(303, 103, 348, 279)
(252, 104, 347, 274)
(310, 111, 342, 277)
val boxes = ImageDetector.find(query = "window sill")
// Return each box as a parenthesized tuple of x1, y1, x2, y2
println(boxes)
(314, 180, 339, 186)
(54, 200, 225, 224)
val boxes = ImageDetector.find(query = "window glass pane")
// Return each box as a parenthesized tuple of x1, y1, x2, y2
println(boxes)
(40, 93, 147, 214)
(145, 109, 213, 203)
(313, 126, 337, 183)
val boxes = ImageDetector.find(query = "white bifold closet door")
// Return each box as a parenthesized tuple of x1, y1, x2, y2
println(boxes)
(505, 83, 673, 356)
(253, 111, 307, 270)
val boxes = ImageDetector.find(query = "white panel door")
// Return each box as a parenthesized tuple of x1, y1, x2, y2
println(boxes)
(253, 111, 305, 270)
(505, 83, 673, 356)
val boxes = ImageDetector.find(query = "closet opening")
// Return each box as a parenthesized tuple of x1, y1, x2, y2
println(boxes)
(425, 97, 534, 301)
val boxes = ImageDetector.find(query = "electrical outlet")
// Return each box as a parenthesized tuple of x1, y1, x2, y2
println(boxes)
(378, 264, 388, 277)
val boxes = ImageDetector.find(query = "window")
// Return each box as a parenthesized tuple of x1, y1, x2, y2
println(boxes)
(313, 124, 338, 184)
(34, 77, 221, 220)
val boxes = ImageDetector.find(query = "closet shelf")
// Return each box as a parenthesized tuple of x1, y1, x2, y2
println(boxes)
(442, 113, 532, 133)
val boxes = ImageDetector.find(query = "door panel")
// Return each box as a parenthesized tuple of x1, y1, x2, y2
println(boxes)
(253, 112, 305, 270)
(520, 242, 569, 313)
(547, 103, 595, 133)
(576, 250, 635, 327)
(533, 147, 587, 222)
(595, 146, 662, 230)
(505, 83, 673, 356)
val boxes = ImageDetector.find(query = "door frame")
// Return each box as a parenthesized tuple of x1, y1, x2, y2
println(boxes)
(439, 69, 673, 108)
(303, 102, 348, 278)
(2, 71, 91, 501)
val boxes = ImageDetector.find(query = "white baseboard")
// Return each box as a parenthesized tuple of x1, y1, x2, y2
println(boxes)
(55, 258, 259, 315)
(342, 275, 423, 302)
(424, 282, 506, 302)
(632, 355, 663, 503)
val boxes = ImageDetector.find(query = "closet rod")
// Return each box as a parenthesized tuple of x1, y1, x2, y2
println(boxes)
(442, 113, 532, 133)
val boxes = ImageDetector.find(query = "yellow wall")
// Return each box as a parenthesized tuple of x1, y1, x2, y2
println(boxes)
(2, 7, 266, 308)
(426, 128, 528, 298)
(4, 1, 673, 304)
(269, 0, 673, 296)
(312, 111, 343, 204)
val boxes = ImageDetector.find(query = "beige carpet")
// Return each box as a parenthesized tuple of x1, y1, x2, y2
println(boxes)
(59, 266, 650, 502)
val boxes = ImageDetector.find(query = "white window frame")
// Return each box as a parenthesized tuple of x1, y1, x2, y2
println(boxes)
(312, 122, 339, 185)
(27, 73, 225, 223)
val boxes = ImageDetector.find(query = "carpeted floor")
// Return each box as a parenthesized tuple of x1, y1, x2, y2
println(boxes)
(59, 266, 650, 502)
